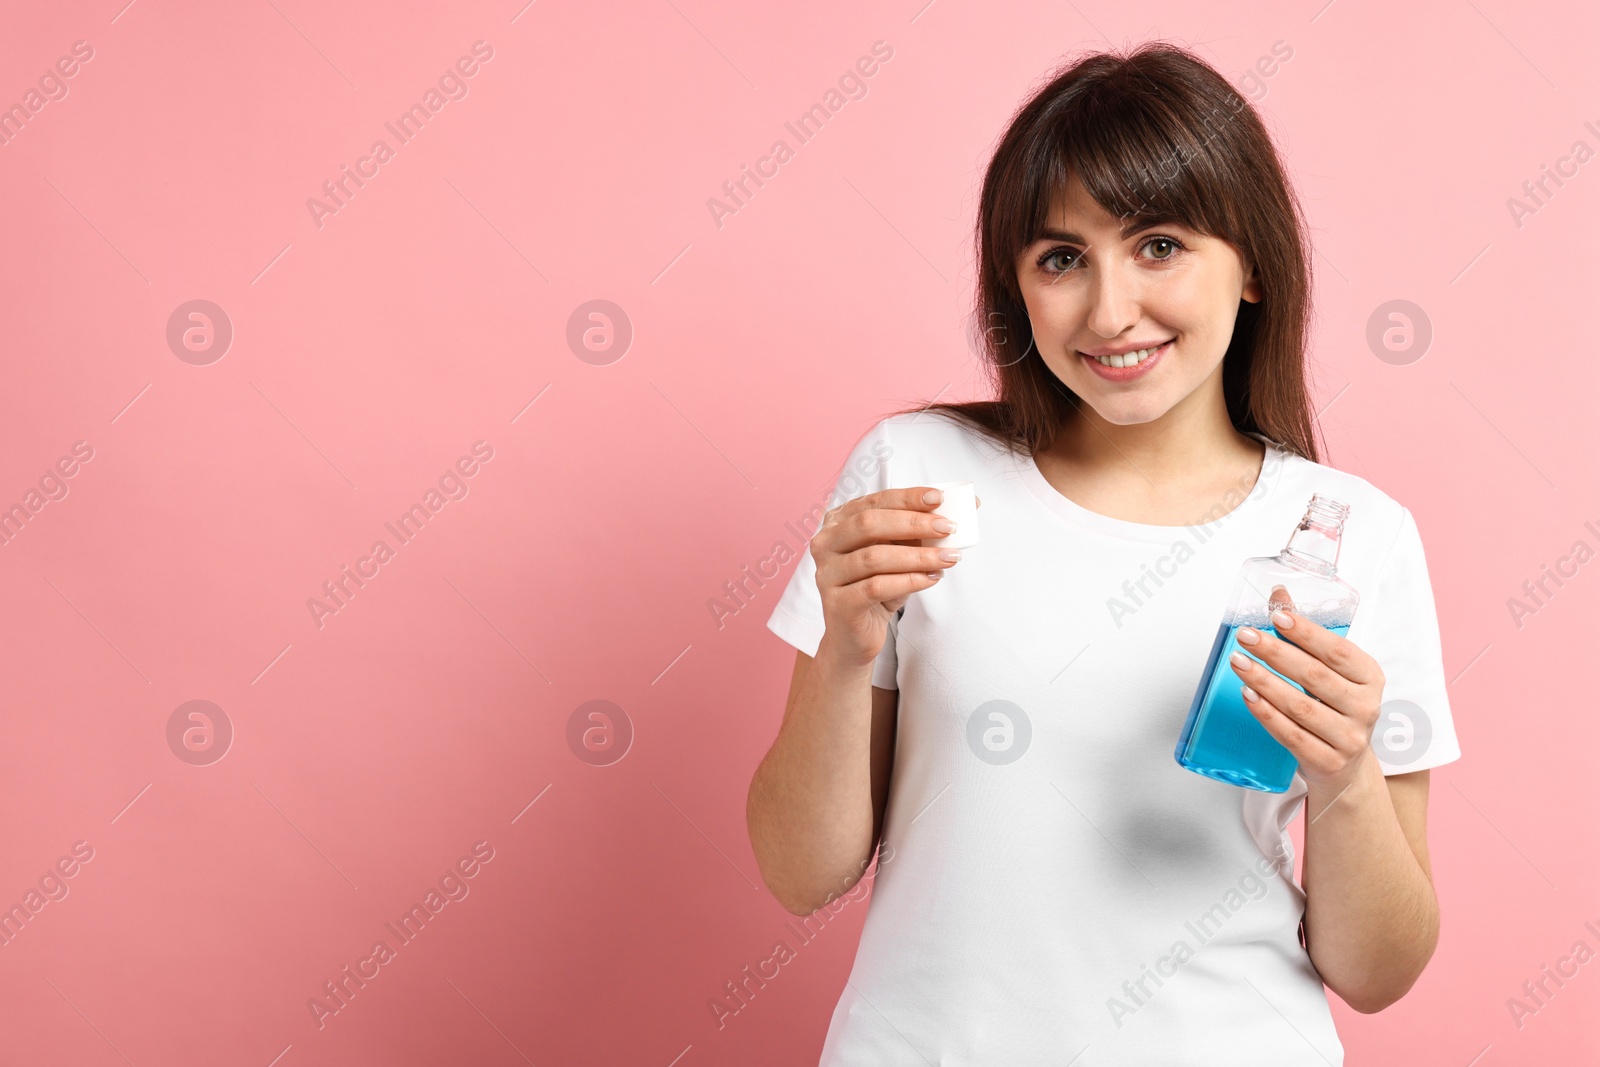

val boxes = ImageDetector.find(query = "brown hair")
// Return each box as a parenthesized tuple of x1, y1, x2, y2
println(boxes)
(887, 41, 1323, 464)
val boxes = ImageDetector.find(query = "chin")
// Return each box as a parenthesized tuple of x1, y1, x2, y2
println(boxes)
(1103, 410, 1170, 427)
(1083, 397, 1173, 426)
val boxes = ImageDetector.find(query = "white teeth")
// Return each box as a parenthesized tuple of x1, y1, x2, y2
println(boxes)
(1094, 342, 1164, 368)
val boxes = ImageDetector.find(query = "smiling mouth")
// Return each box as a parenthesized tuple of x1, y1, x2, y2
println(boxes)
(1080, 339, 1173, 369)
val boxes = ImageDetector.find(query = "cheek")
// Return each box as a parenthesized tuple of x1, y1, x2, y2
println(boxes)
(1023, 284, 1084, 331)
(1170, 265, 1243, 323)
(1145, 274, 1207, 322)
(1149, 295, 1232, 358)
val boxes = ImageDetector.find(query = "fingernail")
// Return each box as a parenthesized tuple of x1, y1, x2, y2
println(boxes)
(938, 549, 962, 562)
(931, 517, 954, 533)
(1272, 610, 1293, 629)
(1236, 627, 1259, 645)
(923, 489, 943, 505)
(1242, 685, 1258, 703)
(1230, 651, 1252, 669)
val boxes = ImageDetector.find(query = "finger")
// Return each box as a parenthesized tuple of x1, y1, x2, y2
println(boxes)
(819, 487, 961, 555)
(1237, 683, 1336, 764)
(827, 485, 946, 526)
(882, 576, 936, 614)
(836, 567, 946, 613)
(1263, 595, 1380, 687)
(1231, 649, 1344, 751)
(1260, 607, 1376, 694)
(826, 540, 960, 593)
(1233, 623, 1360, 713)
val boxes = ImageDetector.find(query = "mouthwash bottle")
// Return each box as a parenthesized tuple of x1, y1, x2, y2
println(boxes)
(1174, 494, 1360, 793)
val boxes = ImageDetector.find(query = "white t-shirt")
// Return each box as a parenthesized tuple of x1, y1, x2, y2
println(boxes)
(765, 410, 1462, 1067)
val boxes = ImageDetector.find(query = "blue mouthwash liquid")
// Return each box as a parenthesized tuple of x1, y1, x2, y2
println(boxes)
(1174, 611, 1351, 793)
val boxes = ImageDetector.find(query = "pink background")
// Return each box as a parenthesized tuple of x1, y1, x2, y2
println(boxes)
(1, 1, 1595, 1064)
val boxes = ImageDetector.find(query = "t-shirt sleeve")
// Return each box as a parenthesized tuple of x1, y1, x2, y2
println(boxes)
(764, 418, 899, 690)
(1347, 506, 1462, 774)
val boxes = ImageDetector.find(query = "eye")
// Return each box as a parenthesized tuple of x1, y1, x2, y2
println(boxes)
(1146, 236, 1182, 260)
(1037, 247, 1079, 273)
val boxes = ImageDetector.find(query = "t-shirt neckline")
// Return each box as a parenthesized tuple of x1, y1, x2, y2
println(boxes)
(1018, 431, 1286, 544)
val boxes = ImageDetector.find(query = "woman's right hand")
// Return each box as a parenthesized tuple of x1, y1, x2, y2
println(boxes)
(810, 486, 978, 669)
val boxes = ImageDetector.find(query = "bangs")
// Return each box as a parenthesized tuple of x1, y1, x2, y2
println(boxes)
(1023, 78, 1245, 246)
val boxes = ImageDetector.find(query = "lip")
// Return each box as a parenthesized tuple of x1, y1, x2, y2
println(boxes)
(1079, 339, 1171, 381)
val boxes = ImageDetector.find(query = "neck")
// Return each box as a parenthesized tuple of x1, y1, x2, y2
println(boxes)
(1050, 399, 1257, 483)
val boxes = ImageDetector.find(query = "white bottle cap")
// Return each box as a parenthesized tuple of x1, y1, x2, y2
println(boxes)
(922, 480, 979, 549)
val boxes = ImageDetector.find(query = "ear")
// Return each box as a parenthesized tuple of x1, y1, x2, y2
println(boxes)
(1242, 262, 1264, 304)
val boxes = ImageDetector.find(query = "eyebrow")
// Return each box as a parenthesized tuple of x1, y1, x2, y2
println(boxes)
(1035, 217, 1183, 244)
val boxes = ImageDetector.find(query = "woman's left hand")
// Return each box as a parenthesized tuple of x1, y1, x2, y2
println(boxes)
(1230, 585, 1385, 795)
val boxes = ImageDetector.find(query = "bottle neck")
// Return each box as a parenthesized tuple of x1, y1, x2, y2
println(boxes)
(1281, 515, 1344, 574)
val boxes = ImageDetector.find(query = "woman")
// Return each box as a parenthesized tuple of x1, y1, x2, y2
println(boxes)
(746, 42, 1461, 1064)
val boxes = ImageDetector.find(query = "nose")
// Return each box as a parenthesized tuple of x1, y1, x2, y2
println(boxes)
(1084, 255, 1140, 342)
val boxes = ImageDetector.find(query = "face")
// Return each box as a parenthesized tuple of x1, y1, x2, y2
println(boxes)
(1013, 175, 1262, 428)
